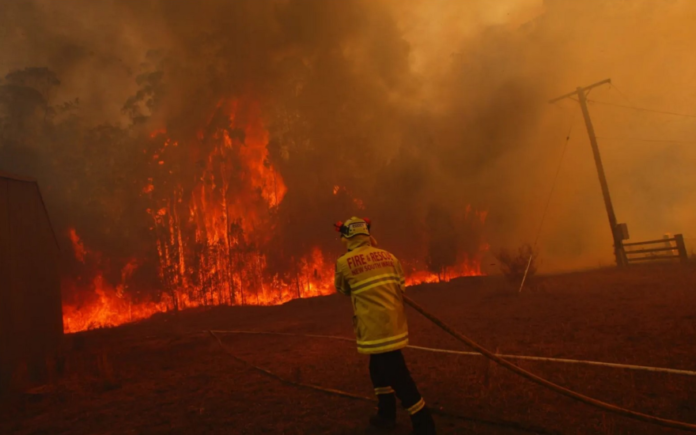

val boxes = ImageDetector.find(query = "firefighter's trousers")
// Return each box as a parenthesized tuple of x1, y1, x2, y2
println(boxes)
(369, 349, 427, 418)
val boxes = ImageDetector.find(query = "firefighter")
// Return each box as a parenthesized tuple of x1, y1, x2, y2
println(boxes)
(334, 217, 437, 435)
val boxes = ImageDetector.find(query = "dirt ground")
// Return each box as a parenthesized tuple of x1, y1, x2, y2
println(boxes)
(2, 262, 696, 435)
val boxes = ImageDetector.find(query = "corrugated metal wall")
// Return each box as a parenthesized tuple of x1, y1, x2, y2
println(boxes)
(0, 177, 62, 392)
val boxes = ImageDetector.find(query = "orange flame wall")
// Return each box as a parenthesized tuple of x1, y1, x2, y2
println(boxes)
(61, 98, 486, 333)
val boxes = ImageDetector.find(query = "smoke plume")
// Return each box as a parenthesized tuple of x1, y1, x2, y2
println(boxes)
(2, 0, 695, 301)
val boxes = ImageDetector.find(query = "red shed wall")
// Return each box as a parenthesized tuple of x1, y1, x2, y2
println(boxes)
(0, 177, 62, 392)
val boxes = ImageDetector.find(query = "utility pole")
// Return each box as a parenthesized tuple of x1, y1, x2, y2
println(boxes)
(550, 79, 627, 267)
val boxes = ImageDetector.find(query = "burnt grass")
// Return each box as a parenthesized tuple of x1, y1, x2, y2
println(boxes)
(2, 262, 696, 434)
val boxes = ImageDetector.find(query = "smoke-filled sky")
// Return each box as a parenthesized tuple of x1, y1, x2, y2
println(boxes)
(1, 0, 695, 280)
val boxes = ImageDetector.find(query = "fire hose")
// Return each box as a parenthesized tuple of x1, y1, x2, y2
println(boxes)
(208, 330, 557, 434)
(210, 295, 696, 432)
(401, 294, 696, 432)
(209, 330, 696, 377)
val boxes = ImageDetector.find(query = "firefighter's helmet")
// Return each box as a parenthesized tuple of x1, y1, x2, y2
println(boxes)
(334, 217, 371, 239)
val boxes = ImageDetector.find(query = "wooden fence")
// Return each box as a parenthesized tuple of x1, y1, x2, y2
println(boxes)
(623, 234, 689, 264)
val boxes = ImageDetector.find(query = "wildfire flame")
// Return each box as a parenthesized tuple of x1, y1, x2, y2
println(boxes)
(61, 98, 486, 333)
(61, 273, 170, 334)
(68, 228, 87, 264)
(406, 206, 489, 285)
(143, 98, 328, 311)
(404, 256, 484, 285)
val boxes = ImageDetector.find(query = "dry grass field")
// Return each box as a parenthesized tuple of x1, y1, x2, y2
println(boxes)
(2, 262, 696, 434)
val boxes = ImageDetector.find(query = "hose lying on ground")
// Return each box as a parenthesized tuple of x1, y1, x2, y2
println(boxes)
(208, 330, 558, 435)
(209, 329, 696, 377)
(209, 295, 696, 431)
(401, 294, 696, 432)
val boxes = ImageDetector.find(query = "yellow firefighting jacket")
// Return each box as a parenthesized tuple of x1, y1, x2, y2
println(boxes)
(334, 236, 408, 354)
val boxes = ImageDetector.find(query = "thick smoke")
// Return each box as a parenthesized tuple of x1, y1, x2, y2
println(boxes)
(1, 0, 695, 299)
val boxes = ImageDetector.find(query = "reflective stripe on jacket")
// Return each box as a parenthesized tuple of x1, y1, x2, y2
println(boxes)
(334, 236, 408, 354)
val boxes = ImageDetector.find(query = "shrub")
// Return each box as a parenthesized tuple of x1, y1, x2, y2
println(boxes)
(495, 243, 538, 285)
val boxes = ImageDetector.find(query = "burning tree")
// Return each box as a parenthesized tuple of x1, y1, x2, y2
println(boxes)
(141, 97, 334, 311)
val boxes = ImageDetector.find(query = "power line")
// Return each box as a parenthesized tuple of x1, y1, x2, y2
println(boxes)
(520, 107, 578, 293)
(609, 83, 638, 109)
(534, 109, 577, 247)
(587, 99, 696, 119)
(601, 83, 696, 144)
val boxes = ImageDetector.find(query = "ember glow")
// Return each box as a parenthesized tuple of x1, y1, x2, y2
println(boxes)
(60, 98, 487, 333)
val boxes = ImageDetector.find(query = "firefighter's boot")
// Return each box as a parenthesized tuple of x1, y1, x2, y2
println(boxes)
(409, 407, 436, 435)
(369, 393, 396, 430)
